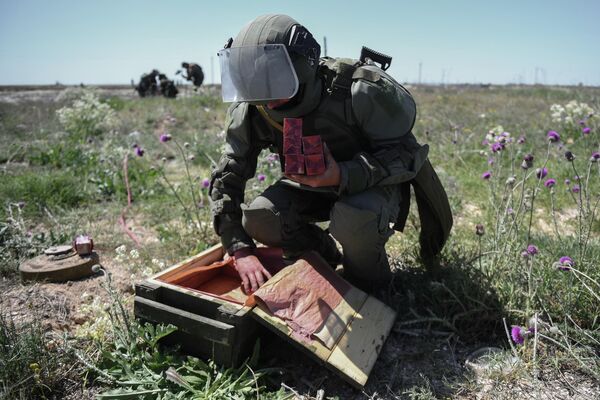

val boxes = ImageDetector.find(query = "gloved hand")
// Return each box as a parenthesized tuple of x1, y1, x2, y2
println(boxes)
(233, 247, 272, 294)
(285, 144, 341, 187)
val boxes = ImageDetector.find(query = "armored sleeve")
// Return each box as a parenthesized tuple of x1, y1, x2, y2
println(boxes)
(209, 102, 264, 255)
(337, 69, 429, 194)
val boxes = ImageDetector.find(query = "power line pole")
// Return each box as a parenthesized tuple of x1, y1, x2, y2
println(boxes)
(323, 36, 327, 57)
(211, 56, 214, 84)
(418, 61, 422, 85)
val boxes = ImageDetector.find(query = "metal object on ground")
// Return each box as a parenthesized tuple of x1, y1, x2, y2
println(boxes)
(20, 246, 100, 283)
(44, 245, 73, 256)
(73, 235, 94, 256)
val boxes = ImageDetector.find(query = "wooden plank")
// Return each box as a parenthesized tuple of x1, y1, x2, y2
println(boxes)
(135, 280, 162, 301)
(156, 280, 240, 312)
(325, 295, 397, 388)
(314, 286, 367, 349)
(153, 244, 224, 281)
(251, 306, 332, 361)
(134, 296, 235, 346)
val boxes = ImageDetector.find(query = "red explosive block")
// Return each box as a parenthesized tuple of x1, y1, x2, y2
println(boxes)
(302, 135, 322, 155)
(305, 153, 326, 176)
(283, 118, 302, 155)
(283, 136, 302, 155)
(284, 154, 305, 175)
(283, 118, 302, 137)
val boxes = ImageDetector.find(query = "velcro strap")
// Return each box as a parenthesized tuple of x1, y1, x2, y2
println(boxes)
(333, 63, 356, 90)
(352, 68, 381, 83)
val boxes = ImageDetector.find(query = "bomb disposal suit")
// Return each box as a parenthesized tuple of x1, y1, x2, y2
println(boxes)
(210, 14, 452, 294)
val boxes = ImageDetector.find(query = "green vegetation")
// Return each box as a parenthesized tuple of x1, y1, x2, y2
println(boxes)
(0, 85, 598, 398)
(0, 311, 79, 399)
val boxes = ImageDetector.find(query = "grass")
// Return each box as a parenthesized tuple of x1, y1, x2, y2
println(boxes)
(0, 308, 80, 398)
(0, 85, 599, 398)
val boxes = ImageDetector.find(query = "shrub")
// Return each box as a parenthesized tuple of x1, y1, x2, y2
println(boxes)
(0, 171, 86, 219)
(56, 90, 117, 139)
(0, 311, 77, 398)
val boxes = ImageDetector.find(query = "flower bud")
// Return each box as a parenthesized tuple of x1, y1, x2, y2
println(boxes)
(475, 224, 485, 236)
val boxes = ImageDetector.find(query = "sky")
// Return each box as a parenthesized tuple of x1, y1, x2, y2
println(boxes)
(0, 0, 599, 86)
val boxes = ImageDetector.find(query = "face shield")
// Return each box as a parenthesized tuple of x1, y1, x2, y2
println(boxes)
(218, 44, 299, 103)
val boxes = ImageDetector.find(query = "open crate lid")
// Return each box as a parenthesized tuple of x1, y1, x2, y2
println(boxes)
(153, 244, 396, 388)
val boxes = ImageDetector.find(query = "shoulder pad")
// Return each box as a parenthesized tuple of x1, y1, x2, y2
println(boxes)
(351, 66, 381, 83)
(350, 67, 416, 139)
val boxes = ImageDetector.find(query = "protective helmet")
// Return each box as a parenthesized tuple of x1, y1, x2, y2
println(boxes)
(218, 14, 321, 104)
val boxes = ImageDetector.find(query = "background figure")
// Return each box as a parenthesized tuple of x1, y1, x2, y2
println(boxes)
(180, 62, 204, 90)
(135, 69, 159, 97)
(159, 73, 178, 98)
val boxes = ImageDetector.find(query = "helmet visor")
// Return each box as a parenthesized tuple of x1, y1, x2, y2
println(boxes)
(218, 44, 299, 103)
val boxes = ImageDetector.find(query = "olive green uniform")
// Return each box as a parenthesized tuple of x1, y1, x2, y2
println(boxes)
(209, 58, 449, 288)
(210, 14, 452, 289)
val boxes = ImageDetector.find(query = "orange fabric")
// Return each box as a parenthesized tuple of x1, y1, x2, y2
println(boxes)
(249, 252, 350, 341)
(160, 247, 286, 305)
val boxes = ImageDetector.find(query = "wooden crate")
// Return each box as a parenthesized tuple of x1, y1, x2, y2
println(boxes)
(134, 244, 396, 388)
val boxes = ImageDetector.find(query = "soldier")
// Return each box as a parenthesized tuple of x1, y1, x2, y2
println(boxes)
(209, 14, 452, 294)
(180, 62, 205, 89)
(158, 73, 178, 98)
(135, 69, 159, 97)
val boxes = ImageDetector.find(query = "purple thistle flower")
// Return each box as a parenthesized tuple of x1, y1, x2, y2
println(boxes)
(511, 326, 525, 345)
(564, 178, 571, 185)
(557, 256, 573, 271)
(521, 153, 534, 170)
(201, 178, 210, 189)
(135, 147, 144, 157)
(507, 207, 514, 215)
(544, 178, 556, 188)
(17, 201, 26, 209)
(257, 174, 266, 182)
(517, 136, 526, 144)
(491, 142, 504, 153)
(582, 127, 591, 135)
(574, 175, 581, 181)
(547, 130, 561, 142)
(482, 139, 489, 146)
(521, 250, 529, 258)
(266, 153, 279, 162)
(482, 171, 492, 180)
(159, 133, 172, 142)
(591, 152, 600, 162)
(572, 184, 580, 193)
(564, 151, 575, 161)
(488, 157, 495, 165)
(536, 167, 548, 179)
(579, 120, 586, 126)
(526, 244, 539, 255)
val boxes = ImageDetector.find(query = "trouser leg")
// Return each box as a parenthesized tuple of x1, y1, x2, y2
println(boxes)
(328, 185, 401, 290)
(241, 182, 341, 264)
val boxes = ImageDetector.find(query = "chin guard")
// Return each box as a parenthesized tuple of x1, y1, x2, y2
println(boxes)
(360, 46, 392, 71)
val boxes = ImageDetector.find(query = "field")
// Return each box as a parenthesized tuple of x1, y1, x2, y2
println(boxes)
(0, 84, 599, 399)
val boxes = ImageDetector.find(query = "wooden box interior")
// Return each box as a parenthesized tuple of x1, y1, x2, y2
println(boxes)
(154, 246, 285, 305)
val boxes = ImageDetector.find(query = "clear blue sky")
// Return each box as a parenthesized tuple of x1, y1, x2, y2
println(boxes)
(1, 0, 599, 86)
